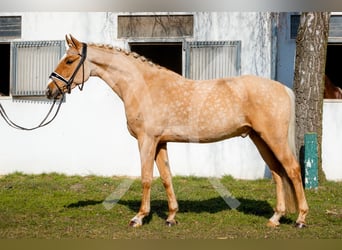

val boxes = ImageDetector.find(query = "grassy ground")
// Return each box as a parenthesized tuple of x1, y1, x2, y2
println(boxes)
(0, 173, 341, 239)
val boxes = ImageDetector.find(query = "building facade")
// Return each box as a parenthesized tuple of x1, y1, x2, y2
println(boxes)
(0, 12, 341, 180)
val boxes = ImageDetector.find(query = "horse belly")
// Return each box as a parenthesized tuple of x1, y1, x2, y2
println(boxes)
(161, 105, 251, 143)
(162, 123, 250, 143)
(191, 118, 250, 142)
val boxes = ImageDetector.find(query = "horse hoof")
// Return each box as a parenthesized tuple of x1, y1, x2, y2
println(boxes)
(266, 220, 279, 228)
(165, 220, 178, 227)
(129, 219, 142, 228)
(294, 222, 306, 229)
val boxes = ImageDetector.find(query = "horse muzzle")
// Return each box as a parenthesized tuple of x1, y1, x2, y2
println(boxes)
(45, 82, 64, 100)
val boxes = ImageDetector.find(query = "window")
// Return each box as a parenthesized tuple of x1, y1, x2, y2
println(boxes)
(130, 42, 182, 74)
(324, 15, 342, 99)
(0, 16, 20, 97)
(289, 14, 342, 41)
(185, 41, 241, 80)
(0, 16, 21, 39)
(329, 15, 342, 39)
(11, 40, 65, 97)
(325, 43, 342, 97)
(290, 14, 300, 40)
(118, 15, 193, 38)
(0, 43, 10, 96)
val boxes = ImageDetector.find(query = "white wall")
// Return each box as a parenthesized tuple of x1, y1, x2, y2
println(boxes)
(193, 12, 273, 77)
(1, 12, 340, 181)
(0, 78, 139, 176)
(322, 100, 342, 181)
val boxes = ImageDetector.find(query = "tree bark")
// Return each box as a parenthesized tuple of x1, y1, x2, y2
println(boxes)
(293, 12, 330, 184)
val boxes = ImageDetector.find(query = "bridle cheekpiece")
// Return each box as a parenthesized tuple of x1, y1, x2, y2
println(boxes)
(49, 43, 87, 95)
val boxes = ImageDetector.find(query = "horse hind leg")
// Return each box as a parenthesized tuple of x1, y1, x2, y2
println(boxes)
(155, 143, 179, 226)
(265, 133, 308, 227)
(277, 150, 309, 228)
(251, 130, 309, 228)
(249, 131, 287, 227)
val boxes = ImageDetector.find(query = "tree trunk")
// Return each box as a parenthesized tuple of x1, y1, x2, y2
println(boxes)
(293, 12, 330, 184)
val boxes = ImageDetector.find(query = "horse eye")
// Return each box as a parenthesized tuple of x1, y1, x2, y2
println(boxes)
(66, 59, 74, 65)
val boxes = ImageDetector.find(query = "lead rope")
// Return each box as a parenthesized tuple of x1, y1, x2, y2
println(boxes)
(0, 94, 65, 131)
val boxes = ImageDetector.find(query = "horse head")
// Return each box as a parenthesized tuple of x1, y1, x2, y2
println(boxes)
(46, 35, 91, 100)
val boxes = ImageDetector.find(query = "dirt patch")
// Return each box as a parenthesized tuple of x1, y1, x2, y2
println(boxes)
(326, 209, 342, 218)
(69, 183, 85, 192)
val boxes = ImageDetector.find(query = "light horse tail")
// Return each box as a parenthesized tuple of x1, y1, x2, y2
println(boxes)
(285, 86, 297, 159)
(282, 86, 299, 213)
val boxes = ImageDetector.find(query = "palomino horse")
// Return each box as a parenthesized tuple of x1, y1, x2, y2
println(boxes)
(46, 35, 308, 228)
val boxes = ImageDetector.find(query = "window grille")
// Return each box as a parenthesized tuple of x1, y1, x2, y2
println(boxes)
(0, 16, 21, 39)
(11, 40, 65, 96)
(329, 15, 342, 38)
(185, 41, 241, 80)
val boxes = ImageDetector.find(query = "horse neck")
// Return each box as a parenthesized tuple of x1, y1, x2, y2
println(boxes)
(87, 45, 141, 100)
(87, 45, 182, 101)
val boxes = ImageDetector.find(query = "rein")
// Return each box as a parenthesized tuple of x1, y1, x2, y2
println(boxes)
(0, 95, 64, 131)
(0, 43, 87, 131)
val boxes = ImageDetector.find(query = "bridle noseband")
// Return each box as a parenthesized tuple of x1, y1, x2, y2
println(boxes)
(49, 43, 87, 95)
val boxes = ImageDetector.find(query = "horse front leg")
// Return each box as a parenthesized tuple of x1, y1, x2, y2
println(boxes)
(129, 135, 158, 227)
(155, 143, 179, 226)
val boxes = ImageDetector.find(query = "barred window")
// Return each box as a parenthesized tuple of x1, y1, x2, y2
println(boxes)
(0, 16, 21, 39)
(11, 40, 65, 97)
(185, 41, 241, 80)
(329, 15, 342, 38)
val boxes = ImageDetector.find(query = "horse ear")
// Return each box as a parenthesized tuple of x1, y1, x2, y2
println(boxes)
(65, 34, 73, 48)
(70, 35, 82, 50)
(65, 34, 82, 50)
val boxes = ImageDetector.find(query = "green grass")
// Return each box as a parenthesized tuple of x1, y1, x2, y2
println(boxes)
(0, 173, 341, 239)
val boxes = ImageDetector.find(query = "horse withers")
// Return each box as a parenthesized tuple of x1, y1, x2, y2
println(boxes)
(46, 35, 308, 228)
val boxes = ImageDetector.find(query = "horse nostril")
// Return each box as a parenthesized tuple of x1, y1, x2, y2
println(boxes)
(45, 88, 52, 98)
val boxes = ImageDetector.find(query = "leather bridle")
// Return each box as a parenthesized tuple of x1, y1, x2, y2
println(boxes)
(49, 43, 87, 95)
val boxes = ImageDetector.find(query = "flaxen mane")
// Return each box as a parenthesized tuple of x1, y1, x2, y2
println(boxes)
(88, 43, 163, 69)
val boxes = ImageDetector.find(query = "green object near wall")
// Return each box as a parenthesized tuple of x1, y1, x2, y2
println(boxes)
(304, 133, 318, 189)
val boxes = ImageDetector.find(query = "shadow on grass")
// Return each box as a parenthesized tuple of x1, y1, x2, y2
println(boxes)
(65, 199, 103, 208)
(64, 196, 294, 225)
